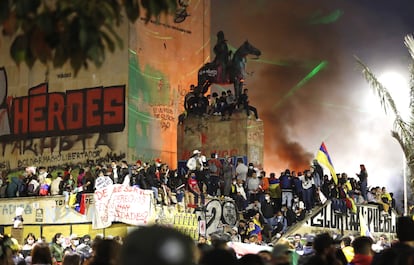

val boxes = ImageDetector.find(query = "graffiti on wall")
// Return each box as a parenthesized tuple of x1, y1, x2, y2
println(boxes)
(0, 195, 95, 225)
(305, 202, 396, 234)
(151, 104, 176, 131)
(128, 0, 210, 165)
(0, 68, 126, 169)
(9, 84, 125, 138)
(194, 199, 238, 236)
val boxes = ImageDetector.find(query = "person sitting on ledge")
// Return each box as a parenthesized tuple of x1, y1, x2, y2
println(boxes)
(239, 88, 261, 121)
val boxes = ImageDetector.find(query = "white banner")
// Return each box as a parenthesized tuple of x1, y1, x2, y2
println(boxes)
(92, 184, 153, 229)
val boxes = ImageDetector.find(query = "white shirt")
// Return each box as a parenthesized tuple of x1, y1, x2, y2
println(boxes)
(299, 176, 314, 190)
(37, 171, 48, 185)
(186, 156, 204, 171)
(247, 177, 260, 193)
(112, 167, 119, 183)
(293, 200, 305, 213)
(236, 184, 247, 200)
(236, 163, 248, 182)
(50, 177, 62, 195)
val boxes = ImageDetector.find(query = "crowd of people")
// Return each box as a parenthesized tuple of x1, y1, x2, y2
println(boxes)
(180, 86, 261, 124)
(0, 152, 398, 239)
(1, 216, 414, 265)
(0, 150, 408, 265)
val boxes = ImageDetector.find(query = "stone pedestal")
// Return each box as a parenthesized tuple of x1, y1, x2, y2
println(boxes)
(177, 112, 264, 167)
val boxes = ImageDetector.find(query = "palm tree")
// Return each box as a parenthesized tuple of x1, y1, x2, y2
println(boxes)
(356, 35, 414, 210)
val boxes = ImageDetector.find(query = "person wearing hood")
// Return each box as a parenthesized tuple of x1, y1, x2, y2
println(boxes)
(6, 176, 21, 198)
(146, 158, 163, 203)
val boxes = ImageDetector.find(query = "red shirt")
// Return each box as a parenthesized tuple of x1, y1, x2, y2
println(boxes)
(188, 178, 198, 190)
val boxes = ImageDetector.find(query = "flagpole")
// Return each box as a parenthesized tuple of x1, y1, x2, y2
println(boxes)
(403, 153, 408, 216)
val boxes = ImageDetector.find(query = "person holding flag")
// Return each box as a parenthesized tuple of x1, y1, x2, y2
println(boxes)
(315, 142, 356, 213)
(315, 142, 338, 185)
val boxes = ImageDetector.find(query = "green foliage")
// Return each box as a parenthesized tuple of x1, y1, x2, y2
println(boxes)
(357, 34, 414, 192)
(0, 0, 177, 75)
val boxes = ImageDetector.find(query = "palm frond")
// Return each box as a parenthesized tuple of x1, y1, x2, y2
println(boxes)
(404, 35, 414, 60)
(405, 35, 414, 125)
(357, 39, 414, 194)
(391, 130, 410, 158)
(393, 114, 412, 142)
(355, 56, 400, 117)
(408, 62, 414, 112)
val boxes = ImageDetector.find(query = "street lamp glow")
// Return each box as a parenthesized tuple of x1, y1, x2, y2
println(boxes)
(379, 71, 409, 216)
(378, 71, 410, 119)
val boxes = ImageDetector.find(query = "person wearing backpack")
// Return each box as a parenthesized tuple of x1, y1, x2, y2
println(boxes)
(19, 174, 30, 197)
(6, 176, 20, 198)
(0, 175, 8, 198)
(27, 175, 40, 196)
(207, 153, 222, 197)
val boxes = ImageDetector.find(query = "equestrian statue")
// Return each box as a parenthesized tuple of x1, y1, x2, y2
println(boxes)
(197, 31, 261, 101)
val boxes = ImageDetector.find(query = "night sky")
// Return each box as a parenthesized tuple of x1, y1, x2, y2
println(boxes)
(211, 0, 414, 197)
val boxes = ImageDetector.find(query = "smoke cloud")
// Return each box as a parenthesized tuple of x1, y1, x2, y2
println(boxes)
(211, 0, 414, 201)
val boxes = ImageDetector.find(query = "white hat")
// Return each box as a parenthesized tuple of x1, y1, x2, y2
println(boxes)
(70, 234, 79, 240)
(193, 150, 201, 155)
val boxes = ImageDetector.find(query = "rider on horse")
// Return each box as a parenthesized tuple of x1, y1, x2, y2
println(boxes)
(213, 31, 231, 83)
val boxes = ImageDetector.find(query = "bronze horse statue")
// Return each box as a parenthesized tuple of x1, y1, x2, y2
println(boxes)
(197, 40, 261, 100)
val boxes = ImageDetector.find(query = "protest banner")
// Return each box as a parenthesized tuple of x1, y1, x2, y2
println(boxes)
(93, 184, 153, 229)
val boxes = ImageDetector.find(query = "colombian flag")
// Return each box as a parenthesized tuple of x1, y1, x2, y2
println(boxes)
(268, 178, 280, 198)
(359, 211, 372, 238)
(316, 142, 338, 184)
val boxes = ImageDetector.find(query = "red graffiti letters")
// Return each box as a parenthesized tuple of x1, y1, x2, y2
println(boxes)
(11, 84, 125, 138)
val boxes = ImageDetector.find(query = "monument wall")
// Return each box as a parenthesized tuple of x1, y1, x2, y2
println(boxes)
(0, 1, 211, 170)
(177, 112, 264, 166)
(127, 0, 211, 166)
(0, 21, 129, 170)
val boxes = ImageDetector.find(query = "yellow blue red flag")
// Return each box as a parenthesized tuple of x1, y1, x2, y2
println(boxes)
(359, 211, 373, 238)
(316, 142, 338, 184)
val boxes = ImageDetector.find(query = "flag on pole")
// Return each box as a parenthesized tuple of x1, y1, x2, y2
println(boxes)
(316, 142, 338, 184)
(359, 211, 372, 238)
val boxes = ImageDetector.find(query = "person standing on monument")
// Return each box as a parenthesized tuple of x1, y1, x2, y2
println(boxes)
(188, 171, 205, 207)
(356, 164, 368, 203)
(222, 156, 235, 196)
(187, 150, 208, 194)
(207, 153, 222, 196)
(235, 158, 248, 185)
(280, 169, 294, 209)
